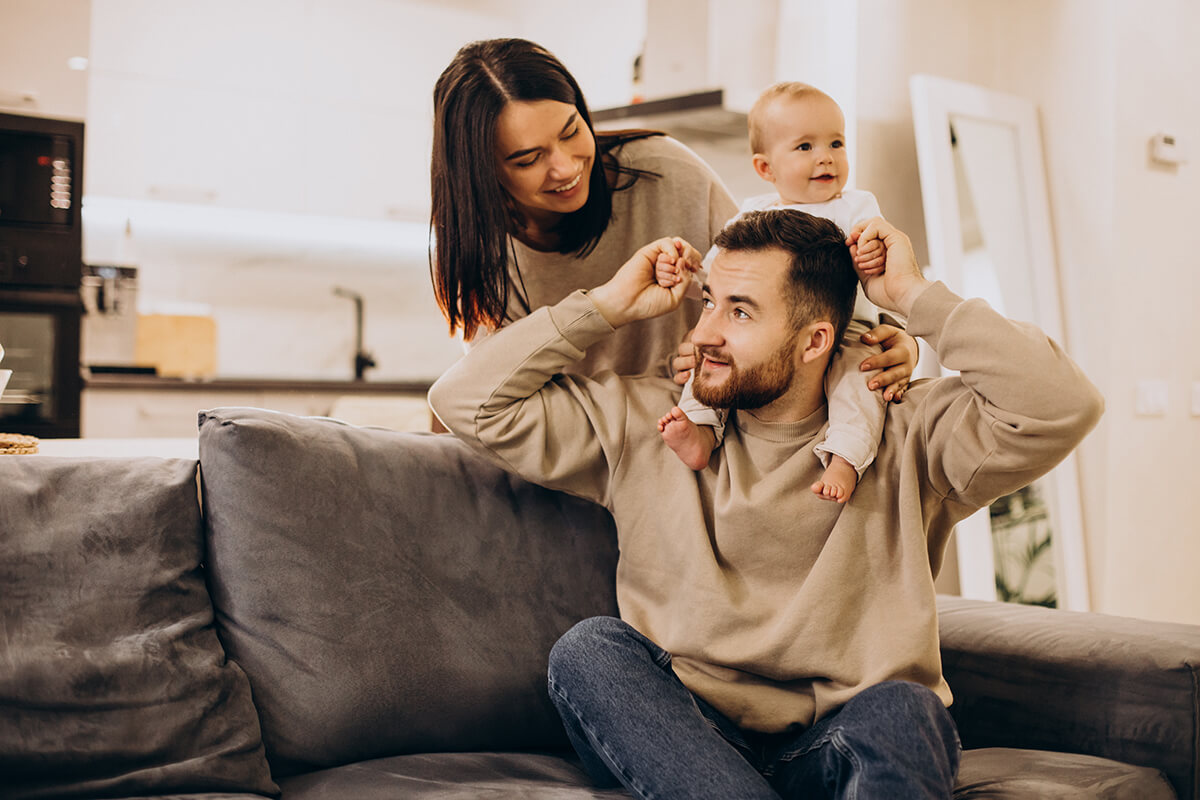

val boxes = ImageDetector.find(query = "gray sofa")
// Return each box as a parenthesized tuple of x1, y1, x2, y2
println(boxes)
(1, 406, 1196, 799)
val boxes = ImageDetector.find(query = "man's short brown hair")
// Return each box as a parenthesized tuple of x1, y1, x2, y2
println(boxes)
(713, 209, 858, 345)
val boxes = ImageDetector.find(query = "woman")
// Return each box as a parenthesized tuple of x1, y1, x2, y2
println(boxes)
(430, 37, 915, 389)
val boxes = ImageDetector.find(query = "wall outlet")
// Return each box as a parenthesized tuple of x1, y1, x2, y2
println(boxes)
(1135, 379, 1169, 417)
(1150, 132, 1188, 165)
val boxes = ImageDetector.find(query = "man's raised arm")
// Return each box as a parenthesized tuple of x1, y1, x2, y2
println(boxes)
(848, 217, 1104, 509)
(427, 238, 702, 503)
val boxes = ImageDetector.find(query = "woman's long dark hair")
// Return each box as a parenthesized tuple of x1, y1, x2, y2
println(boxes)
(430, 38, 661, 339)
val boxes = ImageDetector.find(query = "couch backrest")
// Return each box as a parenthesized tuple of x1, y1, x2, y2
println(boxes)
(939, 595, 1200, 800)
(0, 455, 277, 799)
(197, 407, 620, 777)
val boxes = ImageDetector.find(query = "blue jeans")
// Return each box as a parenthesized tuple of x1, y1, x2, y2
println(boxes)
(547, 616, 960, 800)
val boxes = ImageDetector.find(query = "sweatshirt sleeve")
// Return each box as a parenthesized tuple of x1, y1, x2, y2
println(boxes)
(903, 282, 1104, 509)
(427, 290, 631, 507)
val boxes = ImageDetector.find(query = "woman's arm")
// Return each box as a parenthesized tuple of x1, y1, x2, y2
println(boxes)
(859, 323, 918, 402)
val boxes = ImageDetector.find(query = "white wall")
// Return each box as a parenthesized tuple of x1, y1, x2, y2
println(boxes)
(1102, 0, 1200, 624)
(856, 0, 1200, 625)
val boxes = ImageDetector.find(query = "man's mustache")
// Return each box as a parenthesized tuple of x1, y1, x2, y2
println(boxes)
(695, 346, 734, 365)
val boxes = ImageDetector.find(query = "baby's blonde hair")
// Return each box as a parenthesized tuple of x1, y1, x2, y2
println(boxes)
(748, 82, 840, 154)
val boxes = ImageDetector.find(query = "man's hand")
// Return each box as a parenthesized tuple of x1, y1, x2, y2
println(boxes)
(847, 217, 931, 318)
(590, 237, 702, 328)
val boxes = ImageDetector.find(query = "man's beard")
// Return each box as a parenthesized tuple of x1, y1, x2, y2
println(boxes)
(692, 337, 798, 410)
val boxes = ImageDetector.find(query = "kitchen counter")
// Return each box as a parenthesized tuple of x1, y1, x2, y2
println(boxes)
(83, 374, 433, 394)
(33, 437, 200, 459)
(81, 374, 436, 438)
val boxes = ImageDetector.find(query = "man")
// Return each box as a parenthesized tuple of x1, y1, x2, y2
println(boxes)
(428, 210, 1103, 799)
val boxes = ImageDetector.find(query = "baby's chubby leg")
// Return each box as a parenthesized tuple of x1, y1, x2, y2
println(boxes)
(811, 320, 888, 503)
(657, 407, 717, 471)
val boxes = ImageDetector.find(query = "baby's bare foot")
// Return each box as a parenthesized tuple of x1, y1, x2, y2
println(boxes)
(811, 456, 859, 503)
(658, 407, 716, 470)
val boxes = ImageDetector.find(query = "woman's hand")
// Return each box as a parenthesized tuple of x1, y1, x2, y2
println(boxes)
(860, 323, 918, 402)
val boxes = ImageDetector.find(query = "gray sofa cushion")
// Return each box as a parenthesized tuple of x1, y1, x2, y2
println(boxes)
(277, 752, 629, 799)
(0, 456, 278, 800)
(274, 748, 1176, 799)
(197, 408, 620, 776)
(954, 748, 1177, 799)
(939, 596, 1200, 799)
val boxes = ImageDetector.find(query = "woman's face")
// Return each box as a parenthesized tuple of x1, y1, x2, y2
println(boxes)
(493, 99, 596, 231)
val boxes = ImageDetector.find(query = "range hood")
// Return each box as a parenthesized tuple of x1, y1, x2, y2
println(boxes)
(592, 89, 748, 141)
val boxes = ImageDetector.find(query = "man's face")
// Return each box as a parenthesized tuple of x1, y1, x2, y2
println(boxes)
(691, 247, 801, 412)
(692, 334, 798, 410)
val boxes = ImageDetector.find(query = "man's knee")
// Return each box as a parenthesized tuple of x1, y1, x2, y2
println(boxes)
(843, 680, 958, 748)
(548, 616, 626, 684)
(871, 680, 949, 714)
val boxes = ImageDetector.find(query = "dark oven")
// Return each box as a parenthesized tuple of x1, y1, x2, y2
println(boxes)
(0, 289, 81, 437)
(0, 112, 85, 438)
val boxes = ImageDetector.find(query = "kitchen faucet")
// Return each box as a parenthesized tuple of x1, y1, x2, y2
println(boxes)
(332, 287, 376, 381)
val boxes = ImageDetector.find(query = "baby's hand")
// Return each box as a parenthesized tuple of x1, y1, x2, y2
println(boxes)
(655, 251, 682, 288)
(654, 237, 703, 288)
(852, 234, 886, 276)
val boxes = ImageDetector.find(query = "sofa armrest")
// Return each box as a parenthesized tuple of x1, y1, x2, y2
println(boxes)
(937, 595, 1200, 800)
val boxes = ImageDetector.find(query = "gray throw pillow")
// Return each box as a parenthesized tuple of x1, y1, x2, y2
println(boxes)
(0, 457, 278, 800)
(197, 407, 620, 776)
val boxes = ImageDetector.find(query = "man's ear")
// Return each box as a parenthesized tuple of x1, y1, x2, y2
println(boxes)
(751, 153, 775, 183)
(798, 321, 838, 364)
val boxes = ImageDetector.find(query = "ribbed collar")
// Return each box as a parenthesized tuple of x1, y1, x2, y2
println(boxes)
(731, 404, 828, 444)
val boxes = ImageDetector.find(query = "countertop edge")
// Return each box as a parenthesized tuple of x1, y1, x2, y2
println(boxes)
(83, 375, 434, 393)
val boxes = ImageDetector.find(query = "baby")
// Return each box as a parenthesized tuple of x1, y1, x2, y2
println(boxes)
(656, 82, 890, 503)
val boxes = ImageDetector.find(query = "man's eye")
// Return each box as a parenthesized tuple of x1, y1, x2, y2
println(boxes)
(733, 308, 750, 320)
(702, 298, 715, 309)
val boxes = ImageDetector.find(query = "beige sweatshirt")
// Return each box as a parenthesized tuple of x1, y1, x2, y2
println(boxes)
(497, 135, 738, 377)
(429, 282, 1103, 733)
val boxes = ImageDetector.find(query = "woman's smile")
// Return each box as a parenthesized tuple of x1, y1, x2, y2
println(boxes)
(549, 172, 584, 194)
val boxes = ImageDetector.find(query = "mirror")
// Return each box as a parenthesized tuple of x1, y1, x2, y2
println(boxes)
(910, 75, 1090, 611)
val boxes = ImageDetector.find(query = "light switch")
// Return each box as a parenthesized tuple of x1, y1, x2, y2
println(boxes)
(1135, 379, 1169, 417)
(1192, 381, 1200, 417)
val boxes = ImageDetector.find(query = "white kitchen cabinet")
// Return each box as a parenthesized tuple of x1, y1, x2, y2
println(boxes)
(83, 387, 257, 439)
(85, 74, 309, 215)
(83, 0, 507, 222)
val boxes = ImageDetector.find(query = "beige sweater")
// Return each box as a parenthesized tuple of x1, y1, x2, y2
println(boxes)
(430, 282, 1103, 733)
(497, 135, 737, 377)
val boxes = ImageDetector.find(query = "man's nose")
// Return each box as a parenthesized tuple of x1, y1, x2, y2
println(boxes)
(691, 313, 722, 347)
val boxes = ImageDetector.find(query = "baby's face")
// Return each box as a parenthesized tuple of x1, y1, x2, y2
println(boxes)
(756, 94, 849, 205)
